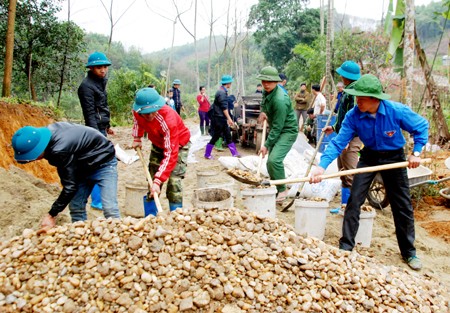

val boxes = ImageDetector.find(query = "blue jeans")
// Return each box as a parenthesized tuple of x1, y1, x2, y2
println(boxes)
(69, 158, 120, 222)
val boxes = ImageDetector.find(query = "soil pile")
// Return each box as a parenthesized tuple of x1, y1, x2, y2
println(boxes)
(0, 103, 58, 184)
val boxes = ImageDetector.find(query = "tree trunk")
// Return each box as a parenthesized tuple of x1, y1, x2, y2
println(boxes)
(57, 0, 71, 108)
(325, 0, 335, 107)
(320, 0, 324, 36)
(207, 0, 213, 92)
(2, 0, 17, 97)
(403, 0, 414, 108)
(415, 27, 450, 144)
(194, 0, 199, 91)
(166, 19, 177, 95)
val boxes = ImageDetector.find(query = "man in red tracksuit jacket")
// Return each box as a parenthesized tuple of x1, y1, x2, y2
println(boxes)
(131, 87, 190, 213)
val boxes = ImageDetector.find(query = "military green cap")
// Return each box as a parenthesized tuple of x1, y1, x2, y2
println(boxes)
(344, 74, 391, 100)
(256, 66, 282, 82)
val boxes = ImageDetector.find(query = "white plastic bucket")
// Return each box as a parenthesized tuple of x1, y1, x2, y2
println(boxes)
(241, 187, 277, 218)
(196, 169, 219, 188)
(294, 199, 329, 240)
(338, 210, 377, 248)
(193, 188, 233, 210)
(124, 183, 148, 217)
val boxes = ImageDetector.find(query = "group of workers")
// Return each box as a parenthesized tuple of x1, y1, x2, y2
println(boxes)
(11, 52, 428, 271)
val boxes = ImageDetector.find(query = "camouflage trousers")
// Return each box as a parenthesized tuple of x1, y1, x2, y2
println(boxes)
(148, 143, 190, 204)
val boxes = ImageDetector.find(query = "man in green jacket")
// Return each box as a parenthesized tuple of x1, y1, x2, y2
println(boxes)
(257, 66, 298, 203)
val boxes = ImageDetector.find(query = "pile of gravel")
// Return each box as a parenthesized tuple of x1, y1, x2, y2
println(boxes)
(0, 208, 448, 312)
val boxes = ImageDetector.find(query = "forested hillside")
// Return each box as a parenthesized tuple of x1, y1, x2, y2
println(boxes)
(0, 0, 448, 132)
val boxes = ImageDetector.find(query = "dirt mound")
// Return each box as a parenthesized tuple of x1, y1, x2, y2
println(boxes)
(0, 102, 59, 184)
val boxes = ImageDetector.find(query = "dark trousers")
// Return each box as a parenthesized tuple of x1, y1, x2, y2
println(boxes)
(209, 118, 231, 145)
(198, 111, 210, 127)
(339, 148, 416, 259)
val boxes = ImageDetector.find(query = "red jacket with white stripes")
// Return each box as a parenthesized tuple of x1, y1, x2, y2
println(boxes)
(132, 105, 190, 187)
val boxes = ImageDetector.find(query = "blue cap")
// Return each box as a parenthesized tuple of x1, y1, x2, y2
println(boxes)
(172, 79, 181, 85)
(220, 75, 233, 85)
(86, 52, 112, 68)
(133, 88, 166, 114)
(12, 126, 51, 162)
(336, 61, 361, 81)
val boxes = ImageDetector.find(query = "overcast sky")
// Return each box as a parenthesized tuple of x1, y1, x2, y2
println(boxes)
(58, 0, 436, 54)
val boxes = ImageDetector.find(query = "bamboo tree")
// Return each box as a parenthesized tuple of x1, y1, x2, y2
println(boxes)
(2, 0, 17, 97)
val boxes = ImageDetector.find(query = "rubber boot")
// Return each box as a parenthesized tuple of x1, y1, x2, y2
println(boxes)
(330, 187, 351, 214)
(215, 137, 225, 151)
(204, 143, 214, 159)
(205, 125, 210, 135)
(341, 187, 351, 204)
(228, 142, 241, 157)
(143, 195, 157, 216)
(90, 184, 103, 210)
(200, 126, 205, 135)
(169, 202, 182, 212)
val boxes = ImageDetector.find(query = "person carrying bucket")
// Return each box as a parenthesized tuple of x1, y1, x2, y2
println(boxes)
(309, 74, 429, 271)
(256, 66, 298, 203)
(131, 87, 191, 214)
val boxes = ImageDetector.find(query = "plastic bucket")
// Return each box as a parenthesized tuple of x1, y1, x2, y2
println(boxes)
(294, 199, 329, 240)
(339, 210, 376, 248)
(196, 169, 220, 188)
(241, 187, 277, 219)
(124, 183, 148, 217)
(143, 196, 157, 217)
(193, 188, 233, 210)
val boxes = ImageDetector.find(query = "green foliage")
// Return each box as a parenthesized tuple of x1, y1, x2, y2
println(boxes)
(247, 5, 321, 69)
(416, 0, 450, 43)
(107, 64, 165, 125)
(0, 0, 85, 101)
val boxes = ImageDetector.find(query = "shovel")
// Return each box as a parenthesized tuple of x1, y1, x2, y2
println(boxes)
(256, 120, 268, 177)
(136, 147, 163, 213)
(229, 159, 431, 187)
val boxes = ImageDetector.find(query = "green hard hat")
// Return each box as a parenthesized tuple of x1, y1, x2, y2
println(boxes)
(256, 66, 282, 82)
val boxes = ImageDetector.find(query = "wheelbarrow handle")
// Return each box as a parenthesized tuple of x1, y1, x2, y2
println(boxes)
(136, 147, 163, 213)
(262, 158, 432, 186)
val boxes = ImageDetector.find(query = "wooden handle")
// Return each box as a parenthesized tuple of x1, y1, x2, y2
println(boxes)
(256, 120, 267, 177)
(136, 148, 163, 213)
(267, 158, 432, 186)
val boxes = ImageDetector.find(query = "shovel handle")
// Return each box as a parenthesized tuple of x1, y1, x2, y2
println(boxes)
(265, 158, 432, 186)
(256, 120, 268, 177)
(136, 147, 163, 213)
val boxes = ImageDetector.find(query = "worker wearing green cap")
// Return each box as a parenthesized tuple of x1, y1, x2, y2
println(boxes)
(310, 74, 429, 271)
(257, 66, 298, 203)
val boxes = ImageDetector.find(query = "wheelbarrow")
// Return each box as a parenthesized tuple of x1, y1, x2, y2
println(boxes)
(367, 158, 450, 208)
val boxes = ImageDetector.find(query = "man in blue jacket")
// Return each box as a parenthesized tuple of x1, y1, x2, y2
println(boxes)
(310, 74, 428, 271)
(11, 123, 120, 232)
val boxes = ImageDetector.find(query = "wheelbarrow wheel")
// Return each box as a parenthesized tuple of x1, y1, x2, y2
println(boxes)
(367, 173, 389, 209)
